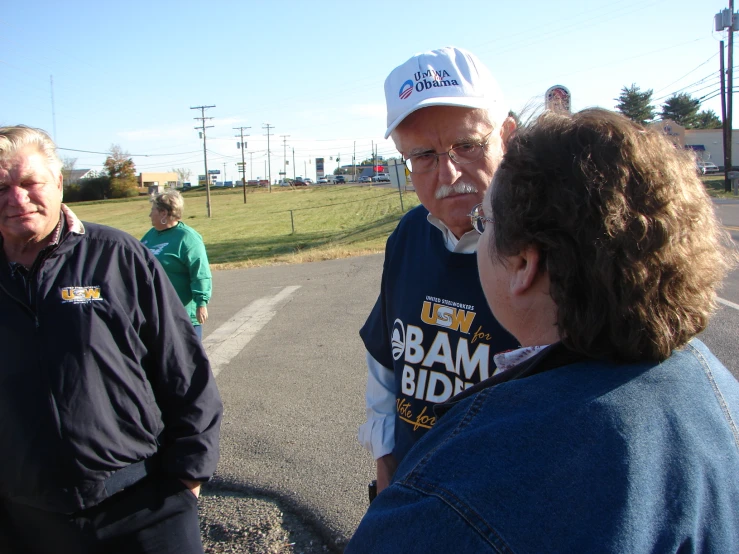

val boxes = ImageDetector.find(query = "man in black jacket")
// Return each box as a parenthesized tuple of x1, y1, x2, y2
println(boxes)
(0, 125, 223, 554)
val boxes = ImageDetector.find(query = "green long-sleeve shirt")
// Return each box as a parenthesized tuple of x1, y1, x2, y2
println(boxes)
(141, 221, 212, 326)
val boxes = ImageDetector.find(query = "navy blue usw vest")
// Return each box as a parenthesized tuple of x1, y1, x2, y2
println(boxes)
(361, 206, 518, 463)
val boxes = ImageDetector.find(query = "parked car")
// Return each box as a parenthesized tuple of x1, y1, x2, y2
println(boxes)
(696, 160, 719, 175)
(372, 173, 391, 182)
(358, 176, 371, 183)
(334, 175, 346, 184)
(303, 178, 313, 184)
(317, 177, 329, 184)
(293, 179, 309, 186)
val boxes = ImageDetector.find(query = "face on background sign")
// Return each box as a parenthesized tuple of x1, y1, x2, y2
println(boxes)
(392, 105, 504, 238)
(0, 146, 63, 248)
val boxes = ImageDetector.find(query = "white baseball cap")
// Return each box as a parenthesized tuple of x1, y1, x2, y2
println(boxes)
(384, 46, 507, 139)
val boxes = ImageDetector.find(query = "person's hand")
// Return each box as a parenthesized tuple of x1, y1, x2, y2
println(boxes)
(376, 454, 398, 494)
(196, 306, 208, 324)
(179, 478, 201, 498)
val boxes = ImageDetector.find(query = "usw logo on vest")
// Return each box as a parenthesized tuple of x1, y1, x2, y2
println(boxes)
(420, 301, 475, 334)
(60, 286, 103, 304)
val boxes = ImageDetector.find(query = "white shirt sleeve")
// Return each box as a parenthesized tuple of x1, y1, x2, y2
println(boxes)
(358, 351, 396, 460)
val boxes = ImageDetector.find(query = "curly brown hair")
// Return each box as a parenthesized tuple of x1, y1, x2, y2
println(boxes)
(490, 108, 735, 362)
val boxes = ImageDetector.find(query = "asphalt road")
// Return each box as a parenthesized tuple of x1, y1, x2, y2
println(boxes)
(202, 199, 739, 551)
(204, 255, 380, 551)
(699, 199, 739, 380)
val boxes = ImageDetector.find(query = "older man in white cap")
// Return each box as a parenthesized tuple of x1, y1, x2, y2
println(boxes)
(358, 46, 519, 495)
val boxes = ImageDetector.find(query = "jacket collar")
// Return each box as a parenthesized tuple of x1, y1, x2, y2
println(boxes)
(60, 204, 85, 235)
(434, 342, 590, 418)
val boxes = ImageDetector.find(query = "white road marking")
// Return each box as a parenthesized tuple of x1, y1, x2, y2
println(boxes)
(204, 286, 301, 377)
(717, 297, 739, 311)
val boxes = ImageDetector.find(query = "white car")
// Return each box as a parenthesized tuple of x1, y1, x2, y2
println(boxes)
(697, 160, 719, 175)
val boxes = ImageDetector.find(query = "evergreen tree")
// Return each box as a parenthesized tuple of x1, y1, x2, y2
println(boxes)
(695, 109, 722, 129)
(660, 93, 701, 129)
(615, 84, 655, 125)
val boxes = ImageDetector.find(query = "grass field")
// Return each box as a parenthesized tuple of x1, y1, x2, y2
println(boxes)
(68, 177, 730, 270)
(703, 175, 739, 198)
(68, 185, 420, 269)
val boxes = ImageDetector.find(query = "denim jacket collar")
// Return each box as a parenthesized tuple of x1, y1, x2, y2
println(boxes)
(434, 342, 590, 418)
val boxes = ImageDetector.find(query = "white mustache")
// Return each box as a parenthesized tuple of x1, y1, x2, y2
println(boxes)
(435, 182, 478, 200)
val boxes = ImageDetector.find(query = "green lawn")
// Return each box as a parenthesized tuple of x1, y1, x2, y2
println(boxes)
(68, 185, 420, 268)
(703, 175, 739, 198)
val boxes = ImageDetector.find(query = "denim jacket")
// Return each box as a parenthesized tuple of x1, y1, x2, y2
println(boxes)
(347, 339, 739, 553)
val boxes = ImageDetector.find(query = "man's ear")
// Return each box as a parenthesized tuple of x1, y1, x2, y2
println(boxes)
(509, 246, 541, 296)
(499, 116, 517, 153)
(57, 171, 64, 199)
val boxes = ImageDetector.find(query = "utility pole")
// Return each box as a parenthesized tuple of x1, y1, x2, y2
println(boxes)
(250, 152, 253, 180)
(374, 144, 379, 180)
(716, 5, 737, 191)
(292, 148, 296, 179)
(729, 0, 735, 193)
(234, 126, 250, 203)
(353, 141, 357, 182)
(223, 162, 226, 183)
(372, 140, 376, 180)
(191, 105, 215, 217)
(721, 40, 728, 191)
(263, 124, 274, 192)
(280, 135, 290, 184)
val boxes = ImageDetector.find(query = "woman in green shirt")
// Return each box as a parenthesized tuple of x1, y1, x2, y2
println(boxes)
(141, 190, 212, 340)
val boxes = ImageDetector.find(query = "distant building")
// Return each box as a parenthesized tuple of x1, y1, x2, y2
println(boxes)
(64, 169, 94, 185)
(649, 120, 733, 169)
(138, 172, 178, 194)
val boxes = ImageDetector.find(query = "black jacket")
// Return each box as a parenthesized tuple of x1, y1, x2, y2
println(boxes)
(0, 207, 222, 513)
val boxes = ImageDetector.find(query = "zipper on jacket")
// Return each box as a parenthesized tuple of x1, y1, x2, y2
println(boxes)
(0, 276, 36, 322)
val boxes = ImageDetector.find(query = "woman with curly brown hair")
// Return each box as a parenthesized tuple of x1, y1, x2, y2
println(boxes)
(348, 109, 739, 554)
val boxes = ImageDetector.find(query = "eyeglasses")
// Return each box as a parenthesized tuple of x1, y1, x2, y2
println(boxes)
(402, 132, 494, 174)
(468, 203, 493, 235)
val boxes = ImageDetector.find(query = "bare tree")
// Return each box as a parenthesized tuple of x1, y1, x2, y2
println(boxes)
(62, 157, 77, 186)
(171, 167, 192, 186)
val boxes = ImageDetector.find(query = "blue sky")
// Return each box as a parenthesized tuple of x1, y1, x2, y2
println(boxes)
(0, 0, 729, 181)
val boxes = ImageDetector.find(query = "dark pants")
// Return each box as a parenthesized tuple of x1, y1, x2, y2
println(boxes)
(0, 475, 203, 554)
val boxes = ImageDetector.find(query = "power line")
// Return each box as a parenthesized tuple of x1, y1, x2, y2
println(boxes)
(652, 52, 719, 95)
(57, 147, 201, 157)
